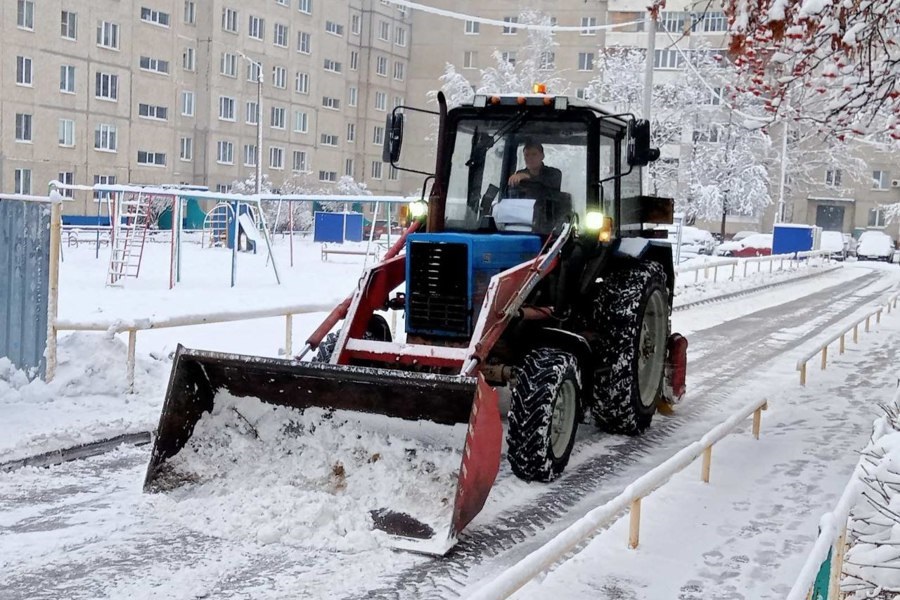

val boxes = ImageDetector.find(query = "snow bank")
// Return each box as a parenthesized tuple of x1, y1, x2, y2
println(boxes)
(150, 392, 464, 552)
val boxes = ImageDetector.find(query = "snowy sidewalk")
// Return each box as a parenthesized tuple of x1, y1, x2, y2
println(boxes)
(504, 289, 900, 599)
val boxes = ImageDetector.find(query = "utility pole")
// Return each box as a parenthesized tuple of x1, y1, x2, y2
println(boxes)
(236, 51, 263, 194)
(776, 102, 791, 223)
(642, 8, 658, 196)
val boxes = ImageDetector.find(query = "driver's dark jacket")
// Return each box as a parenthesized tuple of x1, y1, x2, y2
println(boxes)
(514, 165, 563, 191)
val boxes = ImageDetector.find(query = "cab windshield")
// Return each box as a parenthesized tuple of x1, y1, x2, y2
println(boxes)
(445, 117, 589, 234)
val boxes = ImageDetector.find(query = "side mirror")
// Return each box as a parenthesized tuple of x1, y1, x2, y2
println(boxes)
(382, 112, 404, 164)
(627, 119, 660, 167)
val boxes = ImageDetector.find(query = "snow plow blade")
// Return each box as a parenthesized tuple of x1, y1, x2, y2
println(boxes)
(143, 345, 502, 555)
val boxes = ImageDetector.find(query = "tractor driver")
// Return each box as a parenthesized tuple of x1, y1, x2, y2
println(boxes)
(507, 141, 562, 192)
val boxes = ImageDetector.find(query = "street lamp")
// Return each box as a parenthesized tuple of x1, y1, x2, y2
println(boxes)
(236, 51, 263, 194)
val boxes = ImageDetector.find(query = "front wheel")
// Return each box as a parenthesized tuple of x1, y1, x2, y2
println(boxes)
(507, 348, 581, 482)
(312, 314, 392, 363)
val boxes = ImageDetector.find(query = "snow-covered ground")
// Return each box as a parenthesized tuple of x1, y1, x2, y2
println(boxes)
(2, 237, 900, 599)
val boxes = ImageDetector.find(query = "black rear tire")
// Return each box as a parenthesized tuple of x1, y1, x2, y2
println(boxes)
(591, 261, 670, 435)
(312, 314, 392, 363)
(507, 348, 581, 482)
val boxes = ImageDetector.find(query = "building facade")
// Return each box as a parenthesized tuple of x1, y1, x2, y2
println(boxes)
(2, 0, 412, 215)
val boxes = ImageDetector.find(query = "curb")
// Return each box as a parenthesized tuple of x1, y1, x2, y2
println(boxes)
(0, 431, 152, 473)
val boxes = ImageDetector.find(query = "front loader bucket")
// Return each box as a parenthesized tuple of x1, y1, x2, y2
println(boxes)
(144, 345, 501, 555)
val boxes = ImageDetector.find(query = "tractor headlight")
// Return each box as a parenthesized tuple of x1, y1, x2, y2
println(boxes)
(584, 211, 605, 230)
(409, 201, 428, 219)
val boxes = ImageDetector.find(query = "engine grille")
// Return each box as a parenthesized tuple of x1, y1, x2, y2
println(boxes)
(408, 242, 469, 336)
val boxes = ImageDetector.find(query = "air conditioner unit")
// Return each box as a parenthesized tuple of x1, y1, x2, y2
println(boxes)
(892, 179, 900, 188)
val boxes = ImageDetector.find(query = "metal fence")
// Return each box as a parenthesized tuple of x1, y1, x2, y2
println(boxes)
(0, 195, 54, 376)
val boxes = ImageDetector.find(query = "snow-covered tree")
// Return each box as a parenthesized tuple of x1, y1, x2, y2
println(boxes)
(430, 63, 475, 109)
(687, 114, 773, 235)
(723, 0, 900, 143)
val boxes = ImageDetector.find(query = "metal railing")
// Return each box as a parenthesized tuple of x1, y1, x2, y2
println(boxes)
(466, 397, 769, 600)
(795, 292, 900, 385)
(675, 250, 831, 285)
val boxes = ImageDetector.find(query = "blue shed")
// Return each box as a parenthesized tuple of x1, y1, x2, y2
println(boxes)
(314, 212, 364, 243)
(773, 224, 815, 255)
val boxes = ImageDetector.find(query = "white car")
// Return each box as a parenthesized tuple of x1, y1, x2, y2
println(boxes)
(856, 231, 895, 261)
(663, 225, 717, 256)
(819, 230, 847, 260)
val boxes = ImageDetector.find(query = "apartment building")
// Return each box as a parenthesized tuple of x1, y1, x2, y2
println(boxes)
(1, 0, 412, 215)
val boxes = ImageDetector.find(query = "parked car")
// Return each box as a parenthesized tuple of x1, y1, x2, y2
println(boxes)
(856, 230, 895, 261)
(715, 233, 774, 257)
(819, 230, 847, 260)
(731, 230, 758, 242)
(663, 225, 717, 256)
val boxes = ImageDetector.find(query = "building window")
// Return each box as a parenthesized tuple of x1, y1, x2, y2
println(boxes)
(372, 125, 385, 145)
(184, 1, 196, 25)
(182, 91, 195, 116)
(97, 21, 119, 49)
(95, 72, 119, 100)
(272, 66, 287, 88)
(371, 161, 382, 180)
(825, 169, 842, 187)
(700, 11, 727, 32)
(221, 53, 237, 77)
(393, 95, 404, 108)
(464, 51, 477, 70)
(217, 141, 234, 164)
(139, 56, 170, 75)
(138, 103, 168, 120)
(60, 65, 76, 93)
(222, 8, 238, 33)
(94, 124, 117, 151)
(701, 87, 723, 105)
(219, 96, 236, 121)
(298, 0, 312, 15)
(379, 20, 390, 41)
(137, 151, 167, 166)
(869, 208, 887, 227)
(294, 110, 308, 132)
(872, 170, 889, 190)
(249, 15, 265, 40)
(183, 47, 195, 71)
(295, 71, 310, 94)
(247, 61, 261, 82)
(350, 51, 359, 71)
(274, 23, 288, 47)
(464, 20, 479, 35)
(346, 123, 356, 142)
(61, 10, 78, 39)
(581, 16, 597, 35)
(15, 113, 32, 142)
(393, 62, 405, 81)
(293, 151, 308, 172)
(351, 14, 361, 35)
(140, 7, 170, 27)
(246, 101, 259, 124)
(322, 96, 341, 110)
(345, 158, 354, 177)
(374, 91, 387, 111)
(577, 52, 594, 71)
(502, 16, 518, 34)
(319, 170, 337, 183)
(654, 49, 684, 70)
(389, 165, 399, 181)
(243, 144, 257, 166)
(14, 169, 32, 195)
(93, 174, 116, 200)
(320, 133, 338, 146)
(539, 52, 555, 70)
(57, 172, 75, 197)
(348, 87, 358, 107)
(58, 119, 75, 146)
(180, 137, 193, 161)
(271, 106, 286, 129)
(394, 27, 406, 46)
(660, 11, 686, 33)
(16, 56, 33, 86)
(17, 0, 34, 30)
(324, 58, 342, 74)
(269, 146, 284, 169)
(692, 124, 722, 143)
(376, 56, 387, 76)
(325, 21, 343, 36)
(297, 31, 311, 53)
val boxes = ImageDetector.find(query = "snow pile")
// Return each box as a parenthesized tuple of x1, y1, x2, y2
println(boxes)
(150, 392, 463, 552)
(843, 397, 900, 598)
